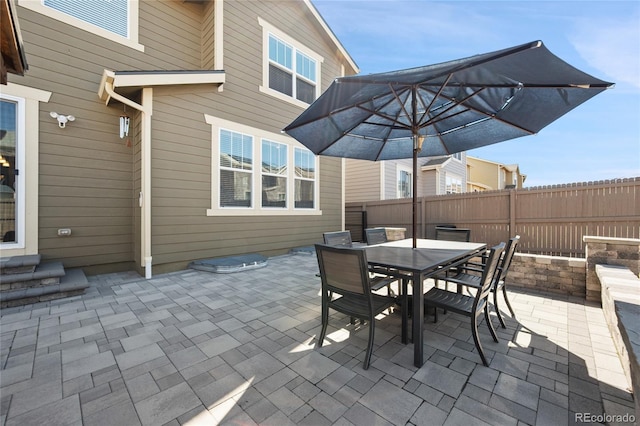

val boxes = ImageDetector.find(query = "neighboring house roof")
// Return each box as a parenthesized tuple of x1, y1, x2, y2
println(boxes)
(0, 0, 28, 84)
(420, 156, 452, 170)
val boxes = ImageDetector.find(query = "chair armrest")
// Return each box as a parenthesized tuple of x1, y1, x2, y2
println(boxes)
(370, 276, 397, 291)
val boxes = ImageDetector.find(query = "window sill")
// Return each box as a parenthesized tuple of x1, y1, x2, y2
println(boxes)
(259, 86, 311, 109)
(206, 208, 322, 217)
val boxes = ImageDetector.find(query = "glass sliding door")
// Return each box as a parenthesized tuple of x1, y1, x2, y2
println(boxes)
(0, 97, 21, 245)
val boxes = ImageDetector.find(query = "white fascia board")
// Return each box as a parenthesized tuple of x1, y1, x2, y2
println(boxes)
(113, 71, 225, 88)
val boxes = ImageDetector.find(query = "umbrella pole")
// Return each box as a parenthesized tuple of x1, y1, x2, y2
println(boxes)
(412, 134, 420, 249)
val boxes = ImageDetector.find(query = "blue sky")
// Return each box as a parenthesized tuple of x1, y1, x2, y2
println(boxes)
(313, 0, 640, 187)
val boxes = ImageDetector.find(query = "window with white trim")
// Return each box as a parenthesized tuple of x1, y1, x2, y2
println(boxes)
(294, 148, 315, 209)
(19, 0, 143, 51)
(397, 167, 412, 199)
(206, 115, 320, 216)
(44, 0, 128, 37)
(446, 175, 463, 194)
(219, 130, 253, 208)
(261, 140, 287, 208)
(259, 18, 323, 107)
(0, 97, 22, 246)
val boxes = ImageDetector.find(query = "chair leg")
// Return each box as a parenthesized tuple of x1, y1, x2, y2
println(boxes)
(484, 305, 499, 343)
(363, 317, 375, 369)
(319, 303, 329, 347)
(471, 316, 489, 367)
(471, 315, 489, 367)
(502, 285, 516, 318)
(493, 289, 506, 329)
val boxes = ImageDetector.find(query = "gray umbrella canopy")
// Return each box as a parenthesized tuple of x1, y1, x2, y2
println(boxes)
(284, 40, 613, 246)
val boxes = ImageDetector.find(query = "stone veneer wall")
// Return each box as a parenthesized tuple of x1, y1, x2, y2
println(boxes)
(584, 236, 640, 303)
(509, 253, 587, 297)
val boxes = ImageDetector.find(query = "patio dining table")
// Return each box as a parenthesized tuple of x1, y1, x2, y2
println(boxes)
(364, 238, 486, 367)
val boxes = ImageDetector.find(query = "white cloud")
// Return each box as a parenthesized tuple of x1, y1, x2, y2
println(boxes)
(570, 15, 640, 88)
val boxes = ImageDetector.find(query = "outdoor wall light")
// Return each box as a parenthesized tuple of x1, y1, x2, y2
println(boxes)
(50, 111, 75, 128)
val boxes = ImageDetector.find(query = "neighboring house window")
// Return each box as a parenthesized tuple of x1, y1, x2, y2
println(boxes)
(397, 167, 412, 199)
(452, 152, 462, 161)
(206, 115, 320, 216)
(294, 148, 315, 209)
(259, 18, 323, 107)
(446, 175, 463, 194)
(220, 130, 253, 208)
(19, 0, 143, 51)
(262, 140, 287, 208)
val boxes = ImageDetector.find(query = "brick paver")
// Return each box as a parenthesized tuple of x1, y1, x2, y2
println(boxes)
(0, 253, 635, 425)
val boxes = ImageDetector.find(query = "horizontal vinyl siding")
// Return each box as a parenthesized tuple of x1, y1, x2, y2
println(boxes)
(345, 159, 380, 202)
(15, 0, 352, 273)
(150, 96, 342, 272)
(15, 1, 209, 270)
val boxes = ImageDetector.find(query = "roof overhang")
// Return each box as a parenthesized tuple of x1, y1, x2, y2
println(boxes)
(98, 69, 226, 104)
(420, 157, 452, 171)
(1, 0, 28, 84)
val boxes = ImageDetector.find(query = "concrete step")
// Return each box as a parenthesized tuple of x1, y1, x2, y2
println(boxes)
(0, 254, 42, 274)
(0, 268, 89, 307)
(0, 261, 65, 287)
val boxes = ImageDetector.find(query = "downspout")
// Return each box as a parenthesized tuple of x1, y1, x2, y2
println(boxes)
(102, 79, 154, 279)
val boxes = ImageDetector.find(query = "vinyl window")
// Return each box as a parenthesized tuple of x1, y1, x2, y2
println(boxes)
(259, 18, 323, 107)
(19, 0, 143, 51)
(206, 115, 320, 216)
(397, 167, 412, 199)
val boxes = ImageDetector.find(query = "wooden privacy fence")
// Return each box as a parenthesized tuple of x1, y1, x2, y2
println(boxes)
(346, 178, 640, 258)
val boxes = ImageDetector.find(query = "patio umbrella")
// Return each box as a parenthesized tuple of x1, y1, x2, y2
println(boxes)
(284, 40, 613, 248)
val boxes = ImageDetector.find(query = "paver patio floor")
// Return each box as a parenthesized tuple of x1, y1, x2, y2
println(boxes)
(0, 252, 635, 425)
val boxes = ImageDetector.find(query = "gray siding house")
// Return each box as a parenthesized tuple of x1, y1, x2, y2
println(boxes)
(345, 153, 468, 203)
(1, 0, 358, 277)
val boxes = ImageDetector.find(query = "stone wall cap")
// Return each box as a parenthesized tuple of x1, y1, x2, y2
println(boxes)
(584, 236, 640, 245)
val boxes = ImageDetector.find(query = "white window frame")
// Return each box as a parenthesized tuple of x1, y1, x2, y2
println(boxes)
(258, 17, 323, 108)
(261, 139, 288, 209)
(446, 174, 463, 194)
(205, 115, 321, 216)
(0, 95, 25, 249)
(293, 147, 316, 210)
(0, 84, 51, 256)
(19, 0, 144, 52)
(219, 129, 254, 209)
(397, 164, 412, 199)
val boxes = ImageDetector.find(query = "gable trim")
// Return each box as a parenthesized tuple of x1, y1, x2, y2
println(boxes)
(302, 0, 358, 73)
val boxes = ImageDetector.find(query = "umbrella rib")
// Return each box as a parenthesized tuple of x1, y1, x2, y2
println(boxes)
(355, 85, 413, 130)
(419, 85, 536, 136)
(418, 73, 453, 126)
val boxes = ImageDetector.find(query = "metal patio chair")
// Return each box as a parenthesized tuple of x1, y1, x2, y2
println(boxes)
(423, 242, 505, 366)
(315, 244, 397, 369)
(439, 236, 520, 328)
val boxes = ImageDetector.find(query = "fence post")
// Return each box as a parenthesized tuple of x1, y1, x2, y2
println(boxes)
(421, 198, 426, 239)
(361, 206, 367, 239)
(509, 189, 516, 236)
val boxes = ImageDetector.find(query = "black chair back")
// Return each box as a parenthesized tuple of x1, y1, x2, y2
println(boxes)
(315, 244, 370, 296)
(365, 228, 388, 245)
(498, 235, 520, 283)
(323, 231, 353, 247)
(435, 226, 471, 242)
